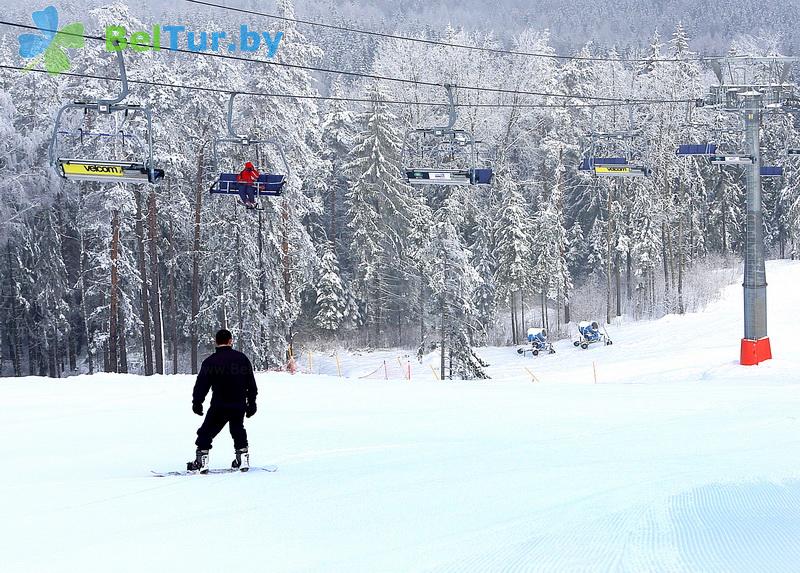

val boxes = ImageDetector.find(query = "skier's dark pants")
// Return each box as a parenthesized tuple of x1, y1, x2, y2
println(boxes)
(195, 406, 248, 450)
(237, 183, 256, 205)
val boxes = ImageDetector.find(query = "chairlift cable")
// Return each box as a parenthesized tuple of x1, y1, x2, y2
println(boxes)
(0, 20, 698, 105)
(0, 63, 687, 109)
(185, 0, 719, 64)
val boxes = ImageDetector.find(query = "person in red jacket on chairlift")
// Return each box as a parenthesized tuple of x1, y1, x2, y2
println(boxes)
(236, 161, 260, 209)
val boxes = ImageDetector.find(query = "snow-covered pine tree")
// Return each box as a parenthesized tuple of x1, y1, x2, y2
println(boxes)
(494, 175, 533, 344)
(314, 243, 346, 331)
(344, 81, 419, 345)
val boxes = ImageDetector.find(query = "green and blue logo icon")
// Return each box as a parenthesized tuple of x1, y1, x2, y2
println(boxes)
(18, 6, 85, 75)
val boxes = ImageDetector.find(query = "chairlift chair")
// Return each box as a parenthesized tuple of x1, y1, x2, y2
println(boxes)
(49, 48, 163, 184)
(577, 103, 651, 178)
(676, 143, 719, 156)
(402, 84, 493, 186)
(209, 92, 290, 203)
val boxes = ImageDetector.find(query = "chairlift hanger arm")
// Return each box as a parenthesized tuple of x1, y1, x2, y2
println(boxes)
(73, 45, 131, 110)
(99, 46, 129, 107)
(443, 84, 457, 131)
(226, 91, 242, 140)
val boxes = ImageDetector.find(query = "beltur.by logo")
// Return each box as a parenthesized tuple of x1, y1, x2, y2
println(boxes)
(17, 5, 284, 76)
(105, 25, 283, 57)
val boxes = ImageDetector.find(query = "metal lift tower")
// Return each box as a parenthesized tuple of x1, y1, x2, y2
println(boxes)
(706, 57, 798, 365)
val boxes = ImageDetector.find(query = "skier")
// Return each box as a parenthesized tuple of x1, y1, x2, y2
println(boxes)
(236, 161, 260, 209)
(188, 329, 258, 474)
(578, 320, 601, 342)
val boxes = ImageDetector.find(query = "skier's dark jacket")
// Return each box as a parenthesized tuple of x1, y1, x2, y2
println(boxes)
(192, 347, 258, 409)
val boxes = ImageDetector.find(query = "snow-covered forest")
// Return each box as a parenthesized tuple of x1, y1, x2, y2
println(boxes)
(1, 0, 799, 378)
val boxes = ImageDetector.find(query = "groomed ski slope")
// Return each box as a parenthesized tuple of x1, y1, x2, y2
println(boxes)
(2, 261, 800, 573)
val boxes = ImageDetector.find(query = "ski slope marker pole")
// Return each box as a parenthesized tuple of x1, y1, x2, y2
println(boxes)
(397, 356, 411, 380)
(429, 364, 440, 380)
(593, 361, 597, 384)
(334, 351, 342, 378)
(524, 367, 540, 383)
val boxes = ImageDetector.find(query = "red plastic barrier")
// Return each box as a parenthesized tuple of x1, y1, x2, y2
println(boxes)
(740, 337, 772, 366)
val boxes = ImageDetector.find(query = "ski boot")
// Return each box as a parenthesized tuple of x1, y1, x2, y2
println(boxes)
(232, 447, 249, 472)
(187, 448, 209, 474)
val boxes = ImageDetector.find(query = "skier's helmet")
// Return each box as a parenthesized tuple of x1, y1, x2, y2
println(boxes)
(591, 321, 598, 329)
(541, 329, 547, 337)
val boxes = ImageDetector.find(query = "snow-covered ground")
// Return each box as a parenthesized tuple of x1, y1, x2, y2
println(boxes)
(3, 261, 800, 573)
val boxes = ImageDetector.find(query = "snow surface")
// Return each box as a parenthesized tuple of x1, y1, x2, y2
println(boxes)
(3, 261, 800, 572)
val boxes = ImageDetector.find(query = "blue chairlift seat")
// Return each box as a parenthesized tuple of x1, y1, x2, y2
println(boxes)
(676, 143, 718, 156)
(471, 168, 494, 186)
(210, 172, 286, 196)
(760, 166, 784, 177)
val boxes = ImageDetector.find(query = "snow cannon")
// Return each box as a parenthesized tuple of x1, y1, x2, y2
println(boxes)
(518, 327, 555, 357)
(574, 321, 612, 350)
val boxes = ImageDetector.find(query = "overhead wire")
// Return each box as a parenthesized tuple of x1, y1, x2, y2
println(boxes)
(0, 19, 697, 105)
(0, 63, 665, 109)
(185, 0, 717, 64)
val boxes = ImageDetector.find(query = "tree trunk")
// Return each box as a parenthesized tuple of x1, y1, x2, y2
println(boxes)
(282, 199, 292, 354)
(168, 220, 178, 374)
(626, 250, 633, 304)
(258, 211, 267, 368)
(419, 266, 425, 349)
(541, 288, 548, 332)
(68, 332, 77, 373)
(661, 221, 670, 304)
(677, 214, 685, 315)
(236, 225, 243, 337)
(372, 275, 382, 346)
(47, 325, 57, 378)
(118, 302, 128, 373)
(133, 190, 154, 375)
(27, 328, 36, 376)
(109, 209, 120, 373)
(721, 193, 728, 255)
(5, 244, 22, 376)
(147, 187, 164, 374)
(330, 173, 337, 252)
(79, 229, 94, 375)
(667, 221, 676, 294)
(606, 184, 614, 324)
(397, 303, 402, 346)
(191, 144, 205, 374)
(615, 252, 622, 317)
(509, 291, 517, 345)
(441, 250, 448, 380)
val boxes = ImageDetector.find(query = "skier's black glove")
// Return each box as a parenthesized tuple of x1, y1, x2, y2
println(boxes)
(245, 401, 257, 418)
(192, 402, 204, 416)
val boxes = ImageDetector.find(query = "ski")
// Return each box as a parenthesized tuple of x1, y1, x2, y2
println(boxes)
(151, 465, 277, 477)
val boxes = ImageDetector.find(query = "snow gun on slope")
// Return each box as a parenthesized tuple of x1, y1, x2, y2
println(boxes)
(517, 327, 556, 357)
(573, 321, 613, 350)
